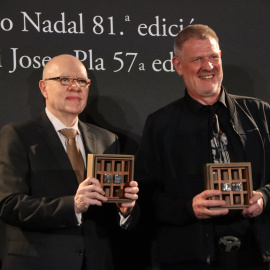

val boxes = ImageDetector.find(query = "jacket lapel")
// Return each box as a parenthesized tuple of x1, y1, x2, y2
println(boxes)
(36, 112, 73, 172)
(79, 121, 96, 155)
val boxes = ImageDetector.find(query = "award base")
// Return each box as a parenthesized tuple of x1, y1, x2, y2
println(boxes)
(87, 154, 134, 203)
(204, 162, 253, 210)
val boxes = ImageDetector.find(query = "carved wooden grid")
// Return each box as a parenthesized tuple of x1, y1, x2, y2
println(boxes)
(87, 154, 134, 203)
(205, 163, 253, 209)
(95, 159, 131, 200)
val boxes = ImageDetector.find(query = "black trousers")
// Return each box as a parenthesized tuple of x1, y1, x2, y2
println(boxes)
(159, 244, 269, 270)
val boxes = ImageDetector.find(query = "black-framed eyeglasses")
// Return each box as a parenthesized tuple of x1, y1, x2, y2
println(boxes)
(44, 76, 91, 87)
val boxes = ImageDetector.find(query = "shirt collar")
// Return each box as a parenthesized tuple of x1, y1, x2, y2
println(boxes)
(185, 87, 227, 111)
(45, 108, 80, 134)
(219, 89, 227, 108)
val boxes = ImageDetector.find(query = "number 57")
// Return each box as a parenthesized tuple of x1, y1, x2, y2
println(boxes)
(113, 52, 138, 72)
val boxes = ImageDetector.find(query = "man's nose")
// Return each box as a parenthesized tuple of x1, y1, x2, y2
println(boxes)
(201, 58, 214, 70)
(69, 79, 81, 90)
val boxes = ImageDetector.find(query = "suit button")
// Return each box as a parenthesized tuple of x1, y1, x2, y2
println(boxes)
(76, 250, 83, 256)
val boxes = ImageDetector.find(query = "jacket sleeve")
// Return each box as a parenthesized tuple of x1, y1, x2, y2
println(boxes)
(234, 97, 270, 213)
(0, 124, 79, 230)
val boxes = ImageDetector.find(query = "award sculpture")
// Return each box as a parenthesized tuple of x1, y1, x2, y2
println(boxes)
(87, 154, 134, 202)
(204, 162, 253, 209)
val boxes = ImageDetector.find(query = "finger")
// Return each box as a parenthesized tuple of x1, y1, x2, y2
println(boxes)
(128, 181, 138, 187)
(242, 203, 262, 218)
(207, 208, 229, 217)
(249, 192, 263, 204)
(195, 197, 226, 208)
(124, 192, 138, 201)
(124, 186, 139, 194)
(85, 184, 106, 196)
(87, 177, 102, 186)
(75, 192, 108, 211)
(200, 189, 223, 200)
(79, 177, 101, 189)
(76, 187, 105, 198)
(195, 207, 228, 219)
(78, 178, 105, 196)
(79, 177, 93, 187)
(124, 181, 139, 193)
(84, 190, 108, 202)
(75, 197, 103, 212)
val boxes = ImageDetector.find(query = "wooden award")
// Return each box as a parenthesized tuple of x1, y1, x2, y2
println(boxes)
(87, 154, 134, 203)
(204, 162, 253, 209)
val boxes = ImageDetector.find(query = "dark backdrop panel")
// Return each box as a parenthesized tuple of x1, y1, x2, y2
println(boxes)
(1, 0, 270, 153)
(0, 0, 270, 269)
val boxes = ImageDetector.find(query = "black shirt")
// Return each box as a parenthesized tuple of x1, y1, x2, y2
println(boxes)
(186, 90, 251, 239)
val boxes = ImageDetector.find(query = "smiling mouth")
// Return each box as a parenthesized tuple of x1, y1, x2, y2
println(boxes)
(199, 75, 214, 79)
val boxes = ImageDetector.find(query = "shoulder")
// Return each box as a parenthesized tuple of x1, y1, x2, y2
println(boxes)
(229, 93, 270, 111)
(0, 116, 43, 154)
(148, 98, 184, 119)
(79, 121, 117, 139)
(1, 113, 45, 135)
(145, 97, 184, 127)
(79, 121, 119, 154)
(0, 113, 52, 142)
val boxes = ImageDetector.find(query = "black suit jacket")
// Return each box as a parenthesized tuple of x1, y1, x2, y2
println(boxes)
(0, 112, 122, 270)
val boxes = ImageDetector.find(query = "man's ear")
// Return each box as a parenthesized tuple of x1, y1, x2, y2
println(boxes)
(39, 80, 48, 99)
(172, 56, 183, 76)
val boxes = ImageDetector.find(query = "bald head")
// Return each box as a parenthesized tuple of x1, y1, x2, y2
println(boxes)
(42, 54, 88, 80)
(39, 54, 89, 126)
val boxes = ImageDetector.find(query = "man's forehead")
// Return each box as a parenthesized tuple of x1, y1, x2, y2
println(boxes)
(182, 38, 220, 56)
(43, 58, 87, 78)
(184, 37, 219, 47)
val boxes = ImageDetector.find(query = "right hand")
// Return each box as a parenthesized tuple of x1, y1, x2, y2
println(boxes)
(74, 177, 108, 213)
(192, 190, 229, 219)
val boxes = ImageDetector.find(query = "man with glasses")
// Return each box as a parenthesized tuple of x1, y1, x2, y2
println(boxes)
(0, 54, 139, 270)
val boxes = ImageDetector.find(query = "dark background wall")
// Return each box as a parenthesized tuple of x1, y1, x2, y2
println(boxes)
(0, 0, 270, 269)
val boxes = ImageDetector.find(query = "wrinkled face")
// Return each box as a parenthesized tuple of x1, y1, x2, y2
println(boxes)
(173, 38, 223, 104)
(40, 57, 89, 122)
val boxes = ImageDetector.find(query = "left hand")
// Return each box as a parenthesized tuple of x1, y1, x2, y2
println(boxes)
(242, 191, 264, 218)
(117, 181, 139, 217)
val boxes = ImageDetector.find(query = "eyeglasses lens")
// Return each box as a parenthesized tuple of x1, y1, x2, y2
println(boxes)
(59, 77, 87, 87)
